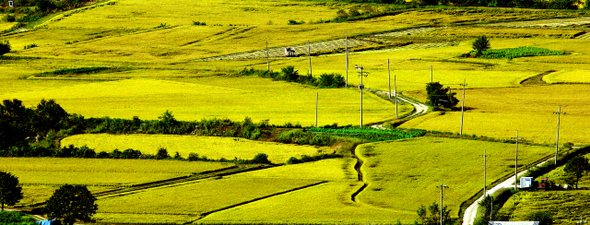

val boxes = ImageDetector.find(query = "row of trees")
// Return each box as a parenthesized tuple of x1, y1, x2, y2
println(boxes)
(0, 171, 96, 225)
(239, 66, 346, 88)
(5, 0, 90, 12)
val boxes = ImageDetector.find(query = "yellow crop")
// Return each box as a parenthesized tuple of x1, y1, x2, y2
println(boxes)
(61, 134, 329, 164)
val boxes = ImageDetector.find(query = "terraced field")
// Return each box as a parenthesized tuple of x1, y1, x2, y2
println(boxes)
(3, 0, 590, 224)
(61, 134, 330, 164)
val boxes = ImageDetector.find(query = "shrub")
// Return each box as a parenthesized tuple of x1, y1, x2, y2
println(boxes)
(156, 148, 169, 159)
(251, 153, 270, 164)
(287, 20, 304, 25)
(0, 40, 11, 55)
(527, 211, 553, 225)
(3, 14, 15, 22)
(192, 21, 206, 25)
(188, 152, 199, 161)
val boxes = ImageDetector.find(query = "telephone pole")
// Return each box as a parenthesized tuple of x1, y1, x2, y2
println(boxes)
(480, 149, 490, 197)
(388, 59, 391, 100)
(460, 79, 467, 135)
(315, 92, 318, 128)
(553, 106, 565, 164)
(308, 40, 312, 76)
(511, 131, 523, 190)
(437, 179, 449, 225)
(394, 73, 398, 119)
(355, 65, 367, 127)
(345, 32, 349, 88)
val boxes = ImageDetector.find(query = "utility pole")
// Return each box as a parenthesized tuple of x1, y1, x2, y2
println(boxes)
(388, 59, 391, 100)
(345, 32, 349, 88)
(315, 92, 318, 128)
(355, 65, 367, 127)
(577, 216, 588, 225)
(266, 41, 269, 72)
(430, 65, 433, 83)
(554, 106, 565, 164)
(460, 79, 467, 135)
(308, 40, 312, 76)
(437, 179, 449, 225)
(511, 131, 523, 190)
(480, 149, 490, 197)
(394, 74, 398, 119)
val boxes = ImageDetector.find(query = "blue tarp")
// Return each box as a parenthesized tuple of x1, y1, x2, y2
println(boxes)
(35, 219, 58, 225)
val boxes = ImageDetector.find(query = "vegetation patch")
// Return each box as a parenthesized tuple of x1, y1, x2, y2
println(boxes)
(307, 127, 426, 142)
(0, 210, 36, 225)
(469, 47, 566, 59)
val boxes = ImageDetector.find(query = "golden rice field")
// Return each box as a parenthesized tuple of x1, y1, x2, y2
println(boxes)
(0, 75, 407, 126)
(402, 85, 590, 145)
(544, 70, 590, 84)
(498, 190, 590, 224)
(61, 134, 330, 164)
(356, 137, 554, 221)
(0, 157, 234, 207)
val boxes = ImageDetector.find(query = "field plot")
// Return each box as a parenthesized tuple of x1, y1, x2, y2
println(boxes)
(531, 153, 590, 187)
(355, 137, 553, 220)
(0, 157, 233, 206)
(95, 158, 364, 224)
(0, 75, 402, 126)
(61, 134, 329, 164)
(544, 70, 590, 83)
(497, 190, 590, 224)
(401, 85, 590, 144)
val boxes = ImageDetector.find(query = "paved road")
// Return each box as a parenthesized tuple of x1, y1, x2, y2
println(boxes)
(462, 160, 549, 225)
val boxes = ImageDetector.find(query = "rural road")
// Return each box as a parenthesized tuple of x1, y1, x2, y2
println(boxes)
(372, 91, 429, 129)
(462, 159, 550, 225)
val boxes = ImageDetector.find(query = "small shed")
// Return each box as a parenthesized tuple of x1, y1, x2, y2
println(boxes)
(9, 1, 14, 7)
(490, 221, 539, 225)
(520, 177, 534, 189)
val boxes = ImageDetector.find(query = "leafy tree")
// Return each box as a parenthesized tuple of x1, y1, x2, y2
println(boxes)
(35, 99, 69, 132)
(0, 99, 33, 149)
(46, 184, 97, 225)
(527, 211, 553, 225)
(426, 82, 459, 108)
(478, 195, 494, 220)
(0, 171, 23, 211)
(415, 202, 452, 225)
(563, 155, 589, 189)
(0, 40, 10, 55)
(36, 0, 56, 12)
(472, 35, 491, 55)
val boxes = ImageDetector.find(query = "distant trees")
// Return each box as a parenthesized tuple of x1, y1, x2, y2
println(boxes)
(0, 40, 10, 56)
(239, 67, 344, 88)
(416, 202, 452, 225)
(563, 155, 589, 189)
(0, 171, 23, 211)
(472, 35, 491, 55)
(45, 184, 97, 225)
(426, 82, 459, 108)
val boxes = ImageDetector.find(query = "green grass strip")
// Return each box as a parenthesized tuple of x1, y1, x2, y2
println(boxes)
(479, 46, 565, 59)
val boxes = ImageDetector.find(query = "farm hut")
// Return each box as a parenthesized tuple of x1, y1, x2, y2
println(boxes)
(9, 1, 14, 7)
(520, 177, 533, 189)
(284, 47, 296, 57)
(489, 222, 539, 225)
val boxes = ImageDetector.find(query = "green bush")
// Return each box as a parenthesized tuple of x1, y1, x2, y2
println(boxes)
(0, 211, 36, 225)
(156, 148, 169, 159)
(3, 14, 15, 22)
(287, 20, 304, 25)
(188, 152, 199, 161)
(251, 153, 270, 164)
(0, 40, 11, 55)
